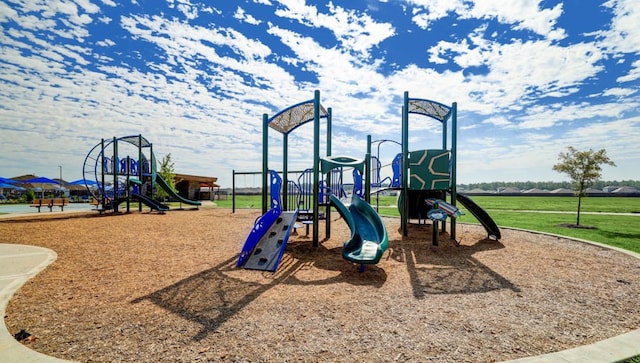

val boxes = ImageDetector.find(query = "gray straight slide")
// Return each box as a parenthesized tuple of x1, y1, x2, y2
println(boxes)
(242, 211, 298, 271)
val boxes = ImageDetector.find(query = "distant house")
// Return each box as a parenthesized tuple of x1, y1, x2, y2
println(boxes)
(550, 188, 574, 195)
(173, 173, 219, 201)
(611, 186, 640, 195)
(497, 187, 521, 194)
(466, 188, 492, 195)
(523, 188, 550, 194)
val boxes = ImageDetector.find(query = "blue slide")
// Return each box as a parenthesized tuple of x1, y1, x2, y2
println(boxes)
(330, 195, 389, 266)
(237, 169, 298, 272)
(236, 209, 298, 272)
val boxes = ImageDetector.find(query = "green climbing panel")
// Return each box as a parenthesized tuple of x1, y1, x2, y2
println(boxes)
(409, 149, 450, 190)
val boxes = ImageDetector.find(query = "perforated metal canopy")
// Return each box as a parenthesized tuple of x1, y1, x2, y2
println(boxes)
(267, 99, 328, 134)
(118, 135, 152, 148)
(407, 99, 452, 122)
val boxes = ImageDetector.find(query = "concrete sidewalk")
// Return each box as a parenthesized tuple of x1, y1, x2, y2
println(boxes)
(0, 244, 72, 362)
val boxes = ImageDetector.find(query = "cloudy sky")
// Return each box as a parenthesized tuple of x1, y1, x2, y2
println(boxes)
(1, 0, 638, 188)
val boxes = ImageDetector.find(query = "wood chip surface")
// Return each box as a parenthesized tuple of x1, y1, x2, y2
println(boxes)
(1, 208, 639, 362)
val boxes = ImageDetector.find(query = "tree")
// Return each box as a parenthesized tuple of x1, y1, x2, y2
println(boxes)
(552, 146, 616, 226)
(156, 153, 177, 201)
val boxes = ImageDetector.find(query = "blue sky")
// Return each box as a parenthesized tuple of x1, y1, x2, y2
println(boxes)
(1, 0, 638, 188)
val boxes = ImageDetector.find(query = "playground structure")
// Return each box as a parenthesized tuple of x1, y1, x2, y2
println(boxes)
(237, 90, 501, 272)
(366, 92, 501, 241)
(236, 91, 389, 272)
(82, 134, 201, 213)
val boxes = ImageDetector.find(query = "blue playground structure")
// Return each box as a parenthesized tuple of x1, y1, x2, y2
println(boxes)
(82, 135, 201, 213)
(237, 170, 298, 271)
(236, 91, 389, 272)
(237, 90, 501, 272)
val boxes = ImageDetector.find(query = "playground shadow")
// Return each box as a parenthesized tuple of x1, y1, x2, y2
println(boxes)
(389, 223, 520, 299)
(131, 240, 386, 342)
(283, 239, 388, 287)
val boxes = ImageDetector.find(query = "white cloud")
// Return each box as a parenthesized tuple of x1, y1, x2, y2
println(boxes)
(616, 59, 640, 83)
(273, 1, 395, 58)
(1, 0, 638, 187)
(429, 33, 605, 112)
(234, 7, 262, 25)
(596, 0, 640, 54)
(462, 0, 566, 40)
(602, 87, 637, 97)
(515, 100, 635, 129)
(406, 0, 565, 40)
(404, 0, 464, 29)
(482, 116, 513, 127)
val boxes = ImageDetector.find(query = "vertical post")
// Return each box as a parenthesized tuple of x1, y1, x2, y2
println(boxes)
(149, 144, 154, 201)
(283, 133, 288, 211)
(450, 102, 458, 240)
(262, 113, 269, 214)
(325, 107, 332, 239)
(138, 134, 143, 212)
(365, 135, 371, 202)
(442, 118, 448, 150)
(312, 90, 320, 246)
(401, 92, 409, 236)
(100, 138, 106, 206)
(113, 137, 118, 213)
(232, 170, 236, 213)
(126, 156, 131, 213)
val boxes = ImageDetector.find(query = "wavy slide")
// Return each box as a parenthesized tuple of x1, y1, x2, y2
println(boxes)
(155, 174, 201, 206)
(455, 193, 501, 240)
(330, 195, 389, 266)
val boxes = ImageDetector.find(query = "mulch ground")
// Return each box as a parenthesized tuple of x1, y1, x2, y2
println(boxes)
(1, 207, 639, 362)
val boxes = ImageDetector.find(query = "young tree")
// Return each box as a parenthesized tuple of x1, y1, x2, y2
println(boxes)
(156, 153, 177, 201)
(552, 146, 616, 226)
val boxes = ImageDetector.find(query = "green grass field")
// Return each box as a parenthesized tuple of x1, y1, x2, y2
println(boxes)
(219, 195, 640, 254)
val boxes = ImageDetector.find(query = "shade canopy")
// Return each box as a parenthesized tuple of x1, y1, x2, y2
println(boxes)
(0, 177, 19, 184)
(22, 176, 61, 185)
(0, 182, 24, 189)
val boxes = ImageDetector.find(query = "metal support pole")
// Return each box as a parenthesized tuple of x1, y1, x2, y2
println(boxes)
(365, 135, 371, 202)
(138, 134, 143, 212)
(113, 137, 118, 213)
(232, 170, 236, 213)
(326, 107, 332, 239)
(283, 133, 288, 211)
(401, 93, 409, 236)
(312, 90, 320, 246)
(262, 113, 269, 214)
(450, 102, 458, 240)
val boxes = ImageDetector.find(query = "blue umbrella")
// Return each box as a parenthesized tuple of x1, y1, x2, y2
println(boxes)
(0, 177, 19, 184)
(22, 176, 61, 185)
(21, 176, 61, 198)
(69, 179, 98, 186)
(0, 182, 23, 189)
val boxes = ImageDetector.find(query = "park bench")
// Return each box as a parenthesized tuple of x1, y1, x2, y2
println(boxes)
(30, 198, 69, 212)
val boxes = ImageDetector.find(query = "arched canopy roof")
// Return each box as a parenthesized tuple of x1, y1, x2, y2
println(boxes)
(320, 155, 366, 174)
(267, 99, 328, 135)
(117, 135, 152, 148)
(407, 98, 452, 123)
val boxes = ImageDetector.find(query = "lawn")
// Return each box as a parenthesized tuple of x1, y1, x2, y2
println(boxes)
(218, 195, 640, 254)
